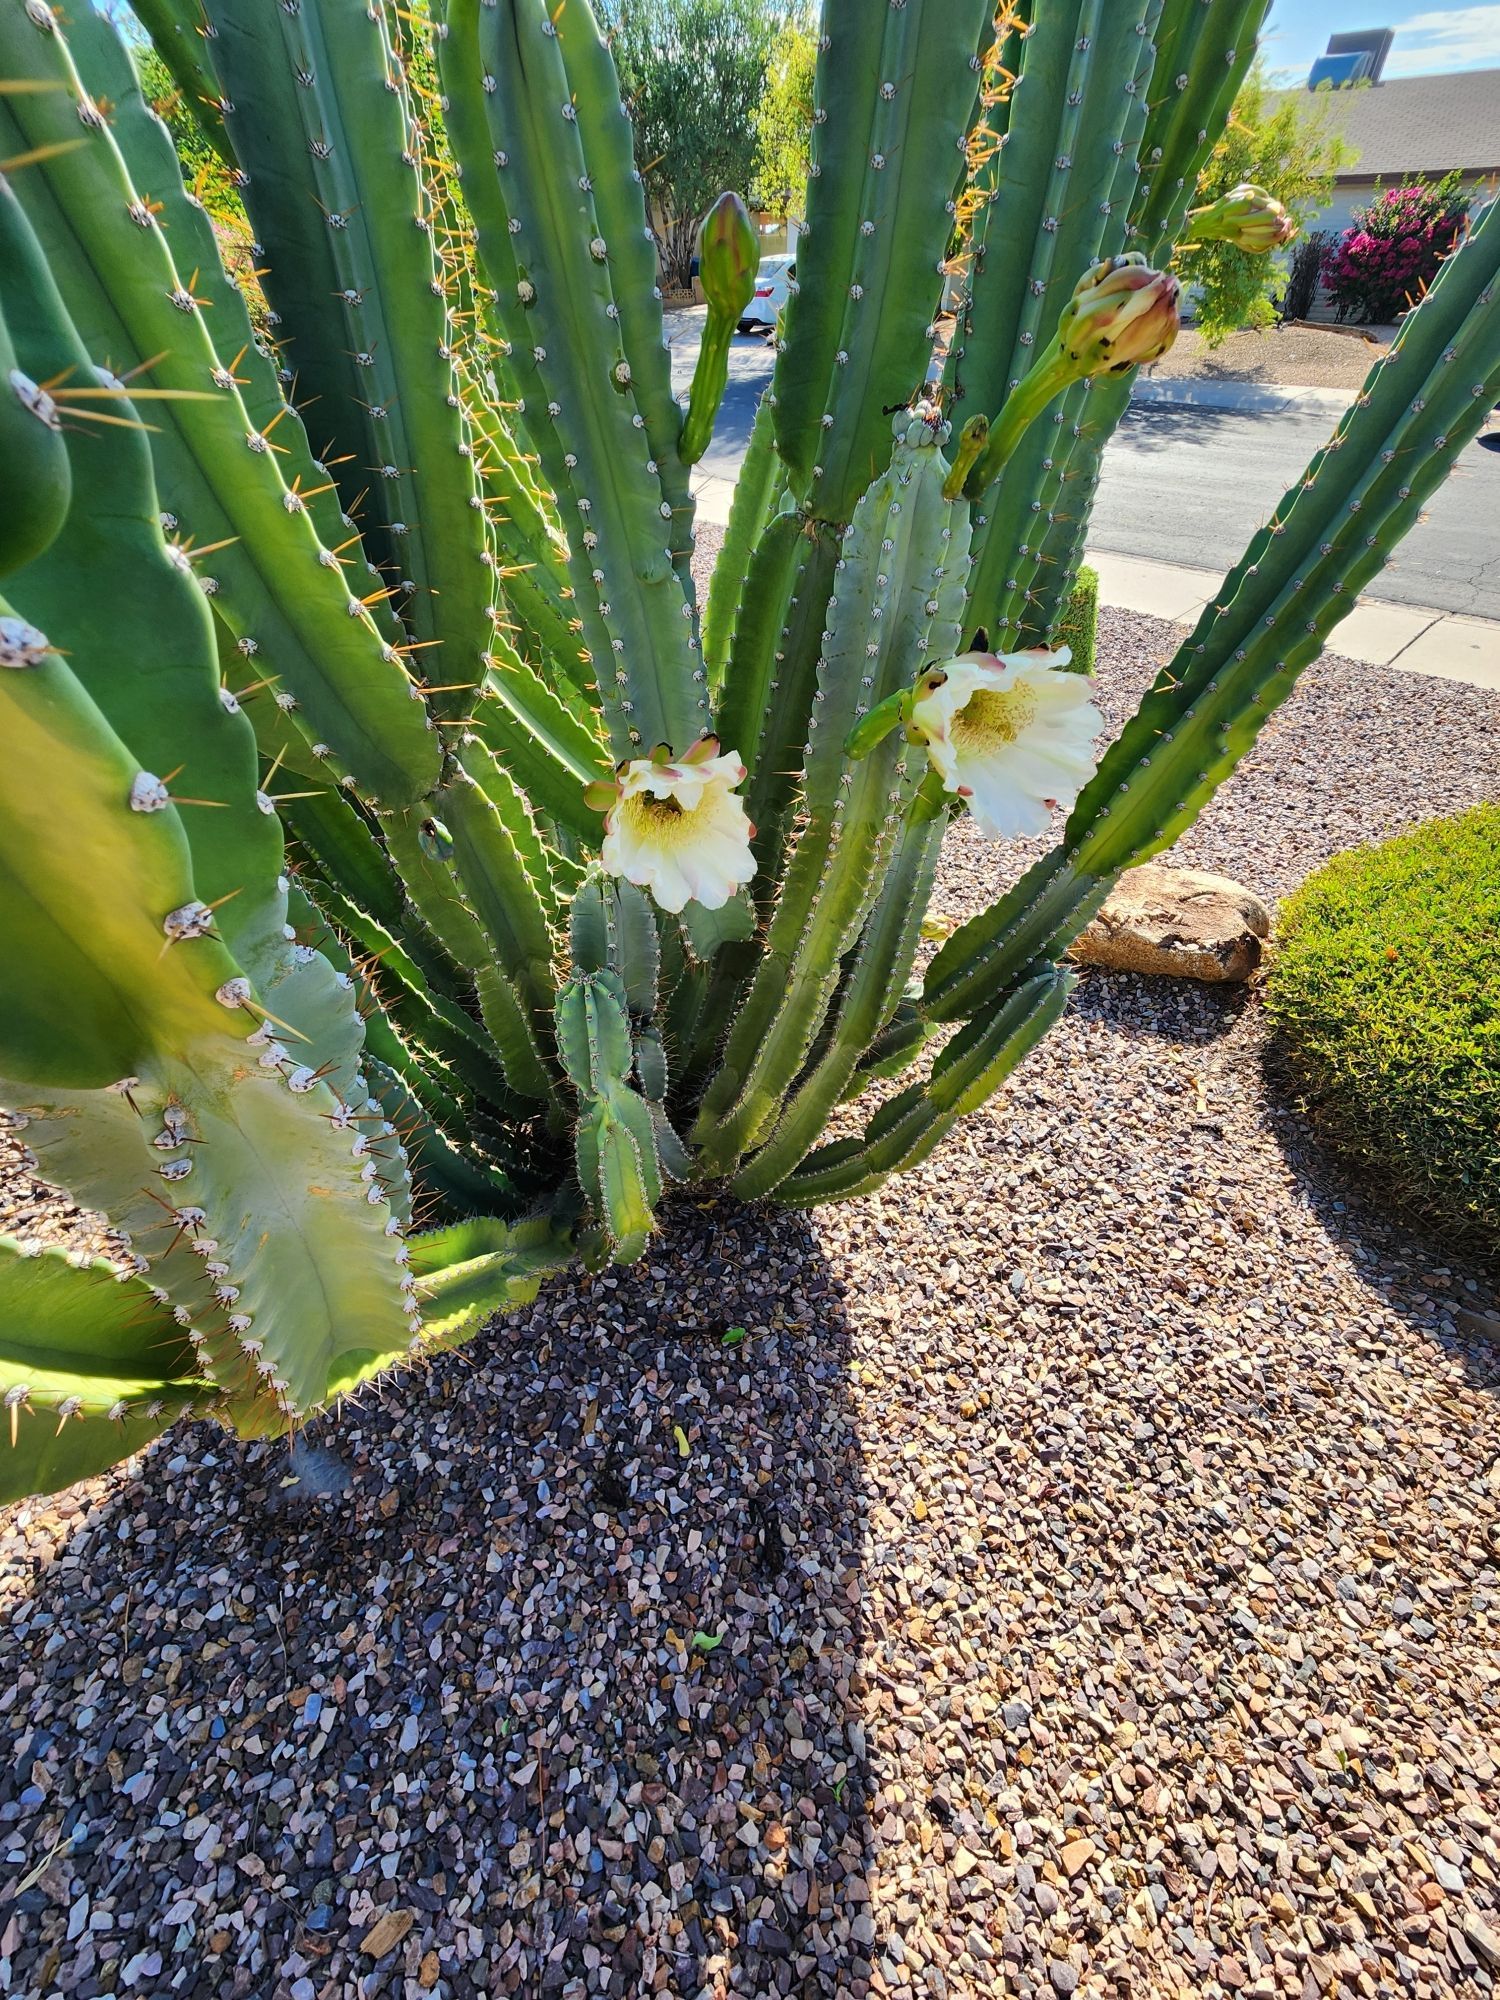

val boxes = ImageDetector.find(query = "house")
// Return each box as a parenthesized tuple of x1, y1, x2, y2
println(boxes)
(1275, 33, 1500, 241)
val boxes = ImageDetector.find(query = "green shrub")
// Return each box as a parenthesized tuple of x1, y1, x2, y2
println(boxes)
(1266, 806, 1500, 1250)
(1053, 562, 1098, 677)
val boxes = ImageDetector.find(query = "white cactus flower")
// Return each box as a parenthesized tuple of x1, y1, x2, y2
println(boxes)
(594, 737, 756, 915)
(909, 644, 1101, 840)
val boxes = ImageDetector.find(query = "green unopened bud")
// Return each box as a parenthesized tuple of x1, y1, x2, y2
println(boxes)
(1057, 253, 1181, 375)
(697, 192, 758, 322)
(1185, 183, 1296, 254)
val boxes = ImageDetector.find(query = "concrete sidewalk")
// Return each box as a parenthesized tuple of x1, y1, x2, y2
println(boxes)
(1085, 549, 1500, 692)
(1132, 374, 1355, 420)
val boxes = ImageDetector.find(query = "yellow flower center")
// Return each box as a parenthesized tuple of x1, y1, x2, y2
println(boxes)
(951, 683, 1038, 751)
(617, 789, 693, 846)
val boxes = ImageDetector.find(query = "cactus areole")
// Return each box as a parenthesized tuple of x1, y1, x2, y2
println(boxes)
(1, 0, 1498, 1499)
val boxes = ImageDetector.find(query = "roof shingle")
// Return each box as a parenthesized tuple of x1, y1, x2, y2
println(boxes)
(1275, 69, 1500, 180)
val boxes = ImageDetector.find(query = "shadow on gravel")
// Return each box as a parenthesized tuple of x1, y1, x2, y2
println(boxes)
(0, 1197, 877, 1998)
(1258, 1032, 1500, 1404)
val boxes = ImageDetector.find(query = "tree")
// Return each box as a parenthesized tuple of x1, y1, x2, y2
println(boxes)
(1176, 65, 1352, 345)
(752, 15, 817, 220)
(608, 0, 778, 293)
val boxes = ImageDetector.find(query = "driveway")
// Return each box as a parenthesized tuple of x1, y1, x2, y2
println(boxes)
(667, 315, 1500, 621)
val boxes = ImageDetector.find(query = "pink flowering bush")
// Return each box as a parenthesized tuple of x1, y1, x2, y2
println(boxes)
(1323, 174, 1469, 323)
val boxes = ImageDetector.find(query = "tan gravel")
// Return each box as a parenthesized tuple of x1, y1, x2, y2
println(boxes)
(1, 612, 1497, 2000)
(1147, 325, 1390, 392)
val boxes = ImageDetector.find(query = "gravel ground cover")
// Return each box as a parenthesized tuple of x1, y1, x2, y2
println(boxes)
(1, 609, 1497, 2000)
(1146, 326, 1389, 391)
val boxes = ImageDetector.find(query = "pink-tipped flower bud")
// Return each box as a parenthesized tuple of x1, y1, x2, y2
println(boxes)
(697, 191, 758, 321)
(1057, 252, 1181, 375)
(1186, 182, 1297, 254)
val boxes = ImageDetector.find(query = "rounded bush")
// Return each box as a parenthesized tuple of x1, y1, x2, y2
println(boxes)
(1265, 805, 1500, 1249)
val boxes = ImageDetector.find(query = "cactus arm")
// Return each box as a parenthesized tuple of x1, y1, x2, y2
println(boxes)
(692, 418, 969, 1172)
(0, 1238, 207, 1504)
(732, 801, 946, 1200)
(0, 178, 71, 580)
(409, 1212, 575, 1339)
(8, 320, 286, 990)
(839, 1000, 940, 1101)
(557, 2, 695, 578)
(955, 0, 1160, 625)
(440, 757, 561, 1030)
(299, 874, 519, 1110)
(701, 391, 788, 689)
(0, 619, 239, 1086)
(805, 0, 989, 525)
(0, 623, 420, 1432)
(476, 643, 613, 842)
(1132, 0, 1267, 258)
(381, 812, 562, 1107)
(557, 971, 662, 1263)
(768, 10, 884, 491)
(949, 1, 1157, 429)
(201, 0, 494, 688)
(128, 0, 236, 169)
(438, 0, 707, 760)
(770, 967, 1071, 1207)
(0, 0, 439, 807)
(363, 1061, 534, 1223)
(976, 0, 1269, 647)
(712, 506, 808, 796)
(769, 0, 989, 520)
(926, 199, 1500, 1026)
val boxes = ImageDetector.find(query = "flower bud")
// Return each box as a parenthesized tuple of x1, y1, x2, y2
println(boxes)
(1057, 253, 1181, 375)
(697, 191, 758, 321)
(1186, 182, 1297, 254)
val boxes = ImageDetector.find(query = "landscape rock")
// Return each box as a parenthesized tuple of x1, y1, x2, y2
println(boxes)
(1069, 861, 1272, 982)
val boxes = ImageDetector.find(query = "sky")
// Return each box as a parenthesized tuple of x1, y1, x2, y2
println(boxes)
(1263, 2, 1500, 80)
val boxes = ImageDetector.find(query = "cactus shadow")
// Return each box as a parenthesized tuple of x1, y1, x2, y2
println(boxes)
(1257, 1027, 1500, 1400)
(1068, 964, 1255, 1046)
(0, 1194, 879, 1999)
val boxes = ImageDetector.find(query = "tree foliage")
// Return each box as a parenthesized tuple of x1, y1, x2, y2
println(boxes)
(1176, 67, 1352, 346)
(1322, 173, 1471, 324)
(752, 14, 817, 219)
(608, 0, 778, 292)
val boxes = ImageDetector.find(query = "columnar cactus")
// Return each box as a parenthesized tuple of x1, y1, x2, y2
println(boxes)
(2, 0, 1498, 1500)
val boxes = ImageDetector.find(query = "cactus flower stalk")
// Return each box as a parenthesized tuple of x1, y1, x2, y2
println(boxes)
(965, 255, 1180, 495)
(1184, 183, 1297, 253)
(680, 192, 758, 465)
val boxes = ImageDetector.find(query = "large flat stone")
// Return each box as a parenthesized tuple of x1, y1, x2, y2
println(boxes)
(1070, 863, 1272, 983)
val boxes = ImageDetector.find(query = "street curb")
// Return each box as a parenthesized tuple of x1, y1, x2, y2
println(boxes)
(1132, 376, 1354, 419)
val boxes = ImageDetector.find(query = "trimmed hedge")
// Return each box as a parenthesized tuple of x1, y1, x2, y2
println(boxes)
(1052, 562, 1098, 678)
(1265, 805, 1500, 1250)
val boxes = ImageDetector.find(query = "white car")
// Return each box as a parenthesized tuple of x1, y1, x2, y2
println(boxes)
(738, 254, 795, 334)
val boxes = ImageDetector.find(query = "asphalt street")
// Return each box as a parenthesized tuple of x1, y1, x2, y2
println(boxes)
(668, 322, 1500, 621)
